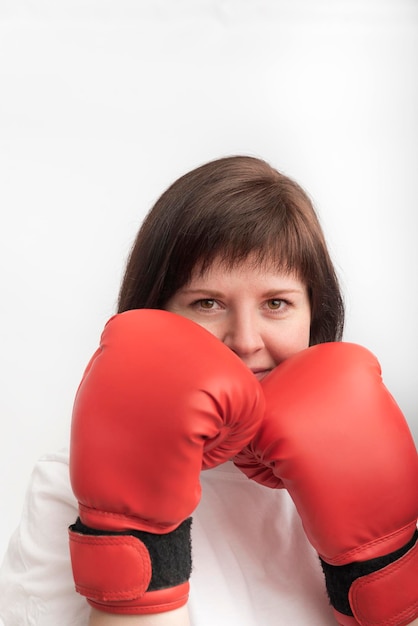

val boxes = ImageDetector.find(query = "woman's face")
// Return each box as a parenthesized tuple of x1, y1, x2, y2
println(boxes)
(165, 256, 311, 380)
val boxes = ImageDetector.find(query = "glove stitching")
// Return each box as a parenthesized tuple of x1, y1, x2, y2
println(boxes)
(350, 539, 418, 626)
(71, 533, 151, 598)
(327, 522, 417, 565)
(78, 503, 176, 532)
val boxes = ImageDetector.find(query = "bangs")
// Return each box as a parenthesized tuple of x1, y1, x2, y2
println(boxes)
(185, 195, 320, 288)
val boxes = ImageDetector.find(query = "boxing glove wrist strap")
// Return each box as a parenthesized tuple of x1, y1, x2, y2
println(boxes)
(320, 529, 418, 624)
(68, 517, 192, 614)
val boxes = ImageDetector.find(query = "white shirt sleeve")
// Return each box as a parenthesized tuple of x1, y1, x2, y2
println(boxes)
(0, 449, 89, 626)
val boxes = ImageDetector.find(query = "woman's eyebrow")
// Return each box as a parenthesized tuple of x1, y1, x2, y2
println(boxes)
(262, 288, 305, 297)
(179, 288, 225, 298)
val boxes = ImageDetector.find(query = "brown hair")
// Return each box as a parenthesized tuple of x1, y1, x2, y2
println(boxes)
(118, 155, 344, 344)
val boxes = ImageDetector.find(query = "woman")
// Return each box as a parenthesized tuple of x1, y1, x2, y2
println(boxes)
(0, 156, 416, 626)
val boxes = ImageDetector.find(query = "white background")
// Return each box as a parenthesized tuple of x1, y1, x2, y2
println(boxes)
(0, 0, 417, 562)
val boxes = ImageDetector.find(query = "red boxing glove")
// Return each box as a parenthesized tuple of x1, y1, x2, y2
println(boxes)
(234, 342, 418, 626)
(69, 309, 264, 615)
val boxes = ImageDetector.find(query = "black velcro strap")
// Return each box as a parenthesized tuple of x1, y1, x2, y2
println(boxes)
(69, 517, 192, 592)
(319, 529, 418, 616)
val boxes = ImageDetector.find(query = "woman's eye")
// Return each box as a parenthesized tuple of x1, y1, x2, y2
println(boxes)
(267, 299, 285, 310)
(196, 299, 216, 310)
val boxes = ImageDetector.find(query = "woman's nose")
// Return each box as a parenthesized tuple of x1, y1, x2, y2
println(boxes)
(222, 313, 264, 357)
